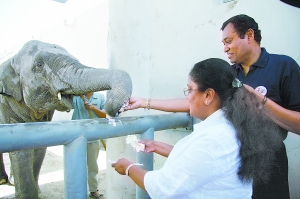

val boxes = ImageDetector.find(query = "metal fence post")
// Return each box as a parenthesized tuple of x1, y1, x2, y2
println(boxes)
(136, 128, 154, 199)
(64, 136, 87, 199)
(0, 113, 192, 198)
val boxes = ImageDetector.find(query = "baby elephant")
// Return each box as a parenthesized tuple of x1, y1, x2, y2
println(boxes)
(0, 40, 132, 198)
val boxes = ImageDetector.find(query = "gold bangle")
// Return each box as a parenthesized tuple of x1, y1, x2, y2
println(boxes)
(258, 95, 267, 109)
(147, 98, 151, 110)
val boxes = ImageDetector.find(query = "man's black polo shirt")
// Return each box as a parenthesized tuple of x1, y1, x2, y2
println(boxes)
(233, 48, 300, 137)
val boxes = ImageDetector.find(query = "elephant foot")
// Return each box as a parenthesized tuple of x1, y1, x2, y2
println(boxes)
(0, 177, 7, 185)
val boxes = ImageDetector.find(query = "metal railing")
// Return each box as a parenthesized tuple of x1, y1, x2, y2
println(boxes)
(0, 113, 192, 199)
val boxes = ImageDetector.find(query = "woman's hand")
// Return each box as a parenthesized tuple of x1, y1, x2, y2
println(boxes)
(111, 158, 132, 175)
(139, 140, 156, 153)
(112, 158, 147, 190)
(124, 97, 146, 110)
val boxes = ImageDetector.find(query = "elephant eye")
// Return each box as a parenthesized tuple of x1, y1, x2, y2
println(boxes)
(35, 61, 44, 68)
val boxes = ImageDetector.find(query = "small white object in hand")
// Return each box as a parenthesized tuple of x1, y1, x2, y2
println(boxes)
(119, 101, 130, 113)
(116, 100, 130, 117)
(126, 135, 145, 152)
(108, 159, 116, 164)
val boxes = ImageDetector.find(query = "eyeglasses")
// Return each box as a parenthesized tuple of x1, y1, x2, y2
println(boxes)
(183, 88, 198, 96)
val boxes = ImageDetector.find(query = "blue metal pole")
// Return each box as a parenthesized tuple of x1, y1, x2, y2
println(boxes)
(136, 128, 154, 199)
(0, 113, 192, 153)
(0, 113, 192, 198)
(64, 136, 87, 199)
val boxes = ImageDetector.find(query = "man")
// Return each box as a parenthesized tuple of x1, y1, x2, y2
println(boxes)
(72, 92, 106, 199)
(221, 14, 300, 199)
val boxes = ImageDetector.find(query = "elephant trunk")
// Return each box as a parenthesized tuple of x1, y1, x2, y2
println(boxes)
(60, 63, 132, 117)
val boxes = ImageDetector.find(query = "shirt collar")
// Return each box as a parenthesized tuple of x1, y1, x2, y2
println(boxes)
(233, 48, 269, 70)
(84, 93, 98, 101)
(193, 109, 225, 131)
(252, 47, 269, 68)
(91, 93, 97, 99)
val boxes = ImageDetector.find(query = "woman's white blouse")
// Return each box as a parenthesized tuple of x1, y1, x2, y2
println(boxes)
(144, 109, 252, 199)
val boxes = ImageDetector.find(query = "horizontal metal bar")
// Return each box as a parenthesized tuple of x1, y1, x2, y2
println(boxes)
(0, 113, 192, 153)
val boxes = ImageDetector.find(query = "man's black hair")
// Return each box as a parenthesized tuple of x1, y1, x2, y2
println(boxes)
(221, 14, 262, 44)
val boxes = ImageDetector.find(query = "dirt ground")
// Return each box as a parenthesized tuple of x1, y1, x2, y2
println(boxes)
(0, 146, 107, 199)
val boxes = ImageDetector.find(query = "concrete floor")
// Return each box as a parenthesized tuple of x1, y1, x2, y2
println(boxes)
(0, 146, 107, 199)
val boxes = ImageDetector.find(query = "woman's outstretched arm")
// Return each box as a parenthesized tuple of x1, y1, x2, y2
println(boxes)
(125, 97, 190, 112)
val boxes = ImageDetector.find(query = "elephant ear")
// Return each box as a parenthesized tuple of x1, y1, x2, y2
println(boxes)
(0, 59, 22, 101)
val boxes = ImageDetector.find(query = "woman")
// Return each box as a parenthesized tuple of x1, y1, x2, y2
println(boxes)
(111, 58, 282, 199)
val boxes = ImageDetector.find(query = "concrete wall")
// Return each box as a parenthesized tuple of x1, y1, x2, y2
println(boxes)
(39, 1, 109, 121)
(107, 0, 300, 198)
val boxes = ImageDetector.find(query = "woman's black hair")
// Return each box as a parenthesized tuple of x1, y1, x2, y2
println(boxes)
(189, 58, 282, 183)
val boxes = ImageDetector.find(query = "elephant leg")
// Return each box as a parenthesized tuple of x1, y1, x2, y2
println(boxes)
(0, 153, 8, 184)
(33, 148, 46, 184)
(9, 149, 39, 199)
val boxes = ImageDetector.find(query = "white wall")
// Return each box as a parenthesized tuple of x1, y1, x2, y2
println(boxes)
(107, 0, 300, 198)
(39, 1, 109, 121)
(0, 3, 109, 126)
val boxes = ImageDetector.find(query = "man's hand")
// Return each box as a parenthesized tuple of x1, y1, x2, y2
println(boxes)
(243, 84, 264, 101)
(84, 102, 95, 111)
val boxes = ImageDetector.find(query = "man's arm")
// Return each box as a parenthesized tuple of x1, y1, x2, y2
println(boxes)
(263, 98, 300, 135)
(84, 102, 106, 118)
(244, 84, 300, 135)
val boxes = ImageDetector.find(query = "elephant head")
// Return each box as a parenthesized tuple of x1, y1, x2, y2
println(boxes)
(0, 40, 132, 117)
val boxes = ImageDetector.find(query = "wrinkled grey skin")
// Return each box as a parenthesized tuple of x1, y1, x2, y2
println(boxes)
(0, 40, 132, 199)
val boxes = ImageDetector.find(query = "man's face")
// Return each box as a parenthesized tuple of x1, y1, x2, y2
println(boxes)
(222, 23, 250, 64)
